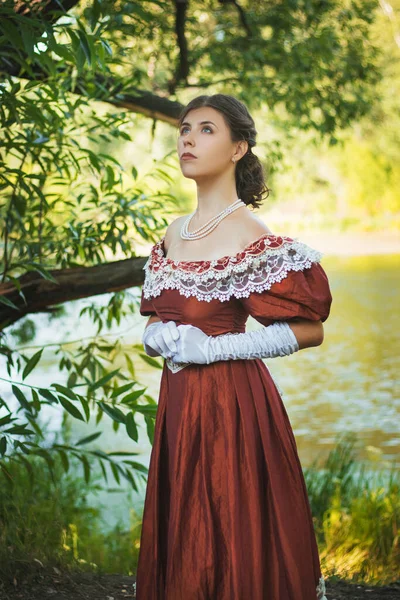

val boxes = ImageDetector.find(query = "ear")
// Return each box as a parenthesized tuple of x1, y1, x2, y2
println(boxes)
(233, 140, 249, 162)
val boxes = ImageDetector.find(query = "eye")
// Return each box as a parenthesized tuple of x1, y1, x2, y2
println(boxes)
(179, 125, 213, 135)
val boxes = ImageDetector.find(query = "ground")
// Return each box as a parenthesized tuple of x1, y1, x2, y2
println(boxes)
(1, 570, 399, 599)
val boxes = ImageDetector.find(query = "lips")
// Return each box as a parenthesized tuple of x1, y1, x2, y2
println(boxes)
(181, 153, 197, 159)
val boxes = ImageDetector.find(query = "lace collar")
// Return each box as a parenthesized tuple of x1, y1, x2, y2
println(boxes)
(142, 233, 323, 303)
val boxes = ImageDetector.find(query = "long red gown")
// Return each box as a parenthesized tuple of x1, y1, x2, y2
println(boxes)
(135, 233, 332, 600)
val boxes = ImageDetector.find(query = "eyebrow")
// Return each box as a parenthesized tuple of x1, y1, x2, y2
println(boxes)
(180, 120, 218, 128)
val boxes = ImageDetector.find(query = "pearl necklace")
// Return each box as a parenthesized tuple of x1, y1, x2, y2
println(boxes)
(180, 198, 246, 240)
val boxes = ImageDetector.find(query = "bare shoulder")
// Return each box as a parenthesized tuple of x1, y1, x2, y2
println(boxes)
(163, 215, 186, 248)
(236, 211, 274, 246)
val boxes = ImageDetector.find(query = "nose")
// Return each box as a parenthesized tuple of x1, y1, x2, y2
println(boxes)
(183, 132, 195, 147)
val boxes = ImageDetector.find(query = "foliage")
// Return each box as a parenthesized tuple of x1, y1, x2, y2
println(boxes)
(0, 447, 142, 582)
(331, 0, 400, 221)
(304, 432, 400, 584)
(69, 0, 382, 136)
(0, 1, 176, 488)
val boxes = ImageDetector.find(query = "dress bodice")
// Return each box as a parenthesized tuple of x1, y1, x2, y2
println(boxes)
(140, 232, 332, 335)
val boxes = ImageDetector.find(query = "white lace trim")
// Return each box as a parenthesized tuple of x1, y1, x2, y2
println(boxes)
(316, 574, 327, 600)
(142, 233, 323, 303)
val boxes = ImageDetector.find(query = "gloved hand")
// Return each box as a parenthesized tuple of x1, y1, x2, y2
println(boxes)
(170, 321, 299, 365)
(168, 324, 212, 365)
(142, 320, 180, 359)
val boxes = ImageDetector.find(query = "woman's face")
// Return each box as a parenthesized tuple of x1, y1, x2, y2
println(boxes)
(177, 106, 242, 180)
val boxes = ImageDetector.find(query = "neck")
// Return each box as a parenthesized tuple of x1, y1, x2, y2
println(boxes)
(192, 172, 238, 220)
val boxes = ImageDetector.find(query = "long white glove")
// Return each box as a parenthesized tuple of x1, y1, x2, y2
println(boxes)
(142, 321, 180, 358)
(170, 321, 299, 365)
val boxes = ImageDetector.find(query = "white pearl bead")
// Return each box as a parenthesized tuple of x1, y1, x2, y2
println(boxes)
(180, 199, 245, 240)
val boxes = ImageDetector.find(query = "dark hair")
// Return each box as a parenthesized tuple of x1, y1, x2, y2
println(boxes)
(177, 94, 271, 209)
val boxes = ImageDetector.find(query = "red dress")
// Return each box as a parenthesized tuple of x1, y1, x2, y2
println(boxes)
(136, 233, 332, 600)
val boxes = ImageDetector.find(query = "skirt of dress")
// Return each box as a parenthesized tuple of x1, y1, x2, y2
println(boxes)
(135, 358, 327, 600)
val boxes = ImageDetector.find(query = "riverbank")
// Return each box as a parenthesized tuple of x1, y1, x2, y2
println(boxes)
(1, 569, 400, 599)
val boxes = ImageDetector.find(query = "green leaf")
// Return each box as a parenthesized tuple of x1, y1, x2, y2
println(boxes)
(77, 454, 91, 484)
(25, 415, 44, 439)
(107, 451, 139, 456)
(51, 384, 78, 401)
(0, 415, 14, 427)
(125, 412, 138, 442)
(76, 28, 92, 66)
(4, 426, 35, 435)
(0, 295, 20, 310)
(124, 353, 135, 377)
(58, 396, 85, 421)
(110, 382, 136, 399)
(31, 389, 41, 412)
(122, 467, 138, 492)
(88, 368, 120, 392)
(38, 388, 58, 404)
(98, 401, 126, 424)
(12, 384, 32, 412)
(22, 349, 43, 380)
(0, 437, 7, 456)
(56, 449, 70, 473)
(23, 262, 59, 284)
(110, 461, 121, 484)
(80, 397, 90, 422)
(121, 388, 147, 405)
(98, 459, 108, 483)
(139, 353, 163, 369)
(76, 431, 102, 446)
(123, 460, 148, 474)
(133, 405, 157, 417)
(145, 415, 155, 445)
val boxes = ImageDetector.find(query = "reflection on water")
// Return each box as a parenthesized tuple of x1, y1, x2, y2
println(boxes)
(272, 253, 400, 467)
(1, 253, 399, 530)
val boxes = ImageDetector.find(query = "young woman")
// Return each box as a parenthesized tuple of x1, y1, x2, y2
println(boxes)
(135, 93, 332, 599)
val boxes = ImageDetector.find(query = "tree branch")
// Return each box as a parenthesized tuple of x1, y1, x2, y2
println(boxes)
(1, 0, 184, 124)
(168, 0, 190, 94)
(0, 256, 149, 330)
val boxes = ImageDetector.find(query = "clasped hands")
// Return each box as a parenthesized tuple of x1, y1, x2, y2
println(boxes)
(142, 320, 211, 364)
(142, 318, 300, 365)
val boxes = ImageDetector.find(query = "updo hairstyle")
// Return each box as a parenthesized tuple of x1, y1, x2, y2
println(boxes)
(177, 94, 271, 209)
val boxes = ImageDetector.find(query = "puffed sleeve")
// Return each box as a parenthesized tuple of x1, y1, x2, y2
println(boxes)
(139, 287, 157, 316)
(240, 263, 332, 326)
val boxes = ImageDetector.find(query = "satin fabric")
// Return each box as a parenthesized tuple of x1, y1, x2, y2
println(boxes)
(136, 262, 332, 599)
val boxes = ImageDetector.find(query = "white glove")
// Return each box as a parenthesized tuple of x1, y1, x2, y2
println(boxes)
(170, 321, 299, 365)
(142, 321, 180, 359)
